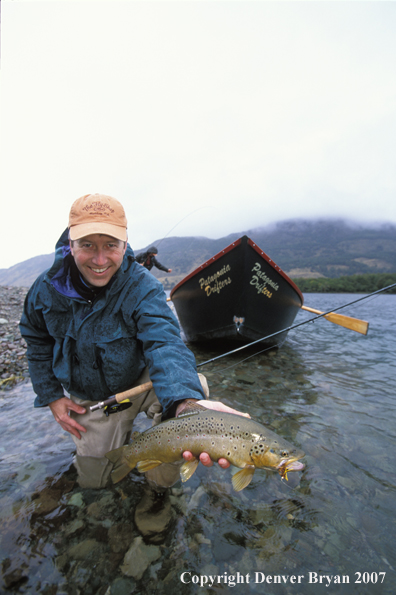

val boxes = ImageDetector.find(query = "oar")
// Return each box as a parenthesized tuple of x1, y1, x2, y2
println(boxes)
(301, 306, 369, 335)
(89, 381, 153, 412)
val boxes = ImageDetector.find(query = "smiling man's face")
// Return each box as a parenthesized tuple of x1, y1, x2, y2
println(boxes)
(70, 234, 126, 288)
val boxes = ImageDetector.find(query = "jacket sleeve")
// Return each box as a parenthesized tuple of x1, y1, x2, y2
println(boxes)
(19, 280, 65, 407)
(132, 276, 204, 417)
(152, 256, 169, 272)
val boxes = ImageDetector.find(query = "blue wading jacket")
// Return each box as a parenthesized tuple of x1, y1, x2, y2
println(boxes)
(19, 229, 204, 414)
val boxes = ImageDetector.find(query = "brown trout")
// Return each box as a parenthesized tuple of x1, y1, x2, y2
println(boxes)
(105, 403, 305, 491)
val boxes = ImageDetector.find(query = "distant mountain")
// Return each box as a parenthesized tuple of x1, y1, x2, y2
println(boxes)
(0, 253, 54, 288)
(1, 219, 395, 288)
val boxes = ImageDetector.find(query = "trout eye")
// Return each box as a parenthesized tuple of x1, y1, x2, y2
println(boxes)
(281, 450, 289, 457)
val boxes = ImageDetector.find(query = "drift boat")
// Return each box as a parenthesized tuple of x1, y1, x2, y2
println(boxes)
(169, 236, 303, 346)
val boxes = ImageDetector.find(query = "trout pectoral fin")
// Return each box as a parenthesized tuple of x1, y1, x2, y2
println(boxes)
(180, 459, 199, 482)
(232, 465, 255, 491)
(136, 459, 163, 473)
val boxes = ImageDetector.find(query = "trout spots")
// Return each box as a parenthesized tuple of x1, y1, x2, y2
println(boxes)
(252, 442, 269, 456)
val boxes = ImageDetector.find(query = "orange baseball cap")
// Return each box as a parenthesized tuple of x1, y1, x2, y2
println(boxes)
(68, 193, 128, 241)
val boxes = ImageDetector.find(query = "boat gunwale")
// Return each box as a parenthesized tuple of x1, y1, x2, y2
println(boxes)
(170, 237, 243, 297)
(170, 235, 303, 304)
(247, 238, 304, 304)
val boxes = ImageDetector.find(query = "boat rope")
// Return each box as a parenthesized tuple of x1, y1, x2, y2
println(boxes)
(197, 281, 396, 369)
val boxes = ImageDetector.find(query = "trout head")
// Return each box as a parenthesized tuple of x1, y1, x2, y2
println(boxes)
(250, 439, 305, 477)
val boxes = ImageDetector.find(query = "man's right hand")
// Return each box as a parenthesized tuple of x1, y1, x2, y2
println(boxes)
(49, 397, 87, 439)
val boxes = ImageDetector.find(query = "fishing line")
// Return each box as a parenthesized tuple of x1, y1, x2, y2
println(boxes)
(155, 206, 213, 250)
(197, 282, 396, 369)
(201, 343, 276, 375)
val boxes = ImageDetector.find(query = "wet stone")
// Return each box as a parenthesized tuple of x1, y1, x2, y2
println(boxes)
(234, 373, 255, 385)
(0, 287, 29, 386)
(64, 519, 85, 536)
(86, 492, 116, 518)
(187, 484, 207, 511)
(120, 536, 161, 580)
(108, 522, 134, 553)
(109, 577, 137, 595)
(67, 538, 103, 561)
(30, 487, 62, 517)
(68, 492, 85, 508)
(337, 475, 354, 490)
(134, 488, 173, 544)
(360, 512, 381, 535)
(2, 566, 29, 589)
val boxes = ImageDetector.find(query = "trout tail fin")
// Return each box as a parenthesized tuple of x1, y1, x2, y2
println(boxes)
(105, 445, 136, 484)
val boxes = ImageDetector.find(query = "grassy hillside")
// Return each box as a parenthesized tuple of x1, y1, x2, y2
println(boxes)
(294, 273, 396, 294)
(0, 219, 395, 288)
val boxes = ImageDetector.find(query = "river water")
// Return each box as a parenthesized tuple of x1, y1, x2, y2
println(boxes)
(0, 294, 395, 594)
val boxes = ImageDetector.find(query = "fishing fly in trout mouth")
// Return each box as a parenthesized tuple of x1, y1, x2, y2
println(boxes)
(106, 402, 305, 491)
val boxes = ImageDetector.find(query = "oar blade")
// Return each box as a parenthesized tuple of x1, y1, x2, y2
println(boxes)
(324, 313, 369, 335)
(302, 306, 369, 335)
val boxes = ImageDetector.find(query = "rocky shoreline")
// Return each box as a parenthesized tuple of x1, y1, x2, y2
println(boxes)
(0, 286, 29, 388)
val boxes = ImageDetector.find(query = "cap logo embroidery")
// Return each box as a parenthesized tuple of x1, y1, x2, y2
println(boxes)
(81, 201, 115, 218)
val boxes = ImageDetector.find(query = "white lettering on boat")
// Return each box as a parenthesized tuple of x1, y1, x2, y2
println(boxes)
(199, 265, 232, 297)
(250, 263, 279, 297)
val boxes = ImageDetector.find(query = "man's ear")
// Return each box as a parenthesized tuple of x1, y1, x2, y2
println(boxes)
(69, 239, 74, 255)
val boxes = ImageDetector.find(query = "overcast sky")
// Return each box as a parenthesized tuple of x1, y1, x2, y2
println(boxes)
(1, 0, 396, 269)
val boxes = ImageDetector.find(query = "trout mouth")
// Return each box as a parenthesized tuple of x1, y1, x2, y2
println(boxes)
(277, 458, 305, 480)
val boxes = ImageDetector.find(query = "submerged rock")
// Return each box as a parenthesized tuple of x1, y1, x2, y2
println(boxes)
(120, 536, 161, 579)
(134, 487, 173, 544)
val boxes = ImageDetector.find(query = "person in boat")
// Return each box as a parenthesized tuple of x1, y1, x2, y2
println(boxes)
(136, 246, 172, 273)
(20, 193, 243, 489)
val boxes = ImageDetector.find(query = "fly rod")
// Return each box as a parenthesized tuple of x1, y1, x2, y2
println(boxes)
(89, 381, 153, 412)
(90, 282, 396, 409)
(197, 282, 396, 368)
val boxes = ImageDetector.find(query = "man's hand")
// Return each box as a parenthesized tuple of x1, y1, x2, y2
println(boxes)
(176, 398, 251, 469)
(49, 397, 87, 439)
